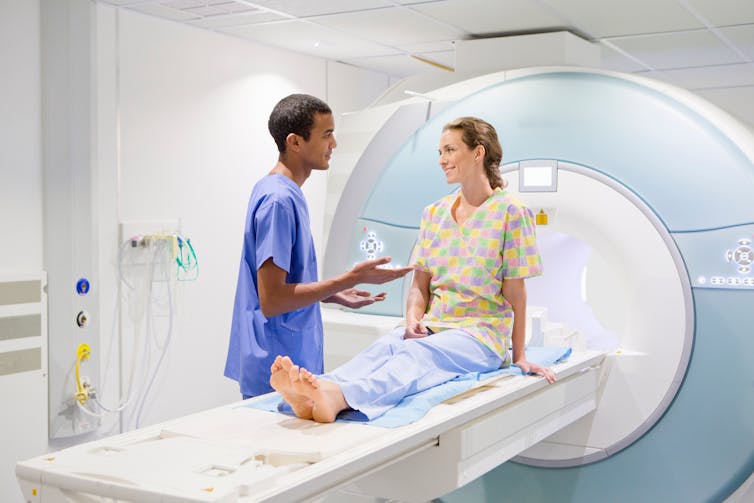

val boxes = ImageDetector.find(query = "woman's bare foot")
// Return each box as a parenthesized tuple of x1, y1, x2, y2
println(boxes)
(269, 356, 313, 419)
(290, 366, 349, 423)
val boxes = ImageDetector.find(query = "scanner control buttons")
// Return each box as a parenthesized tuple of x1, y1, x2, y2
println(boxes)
(726, 238, 752, 274)
(360, 231, 384, 260)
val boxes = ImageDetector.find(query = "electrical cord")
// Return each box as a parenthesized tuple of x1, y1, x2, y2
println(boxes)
(135, 242, 174, 429)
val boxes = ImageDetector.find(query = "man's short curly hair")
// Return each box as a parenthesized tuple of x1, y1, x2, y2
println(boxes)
(268, 94, 332, 153)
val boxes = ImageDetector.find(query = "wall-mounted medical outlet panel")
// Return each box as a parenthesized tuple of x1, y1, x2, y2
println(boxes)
(119, 220, 182, 245)
(42, 0, 100, 439)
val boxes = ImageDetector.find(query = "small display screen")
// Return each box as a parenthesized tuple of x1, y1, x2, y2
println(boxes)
(518, 160, 558, 192)
(523, 166, 553, 187)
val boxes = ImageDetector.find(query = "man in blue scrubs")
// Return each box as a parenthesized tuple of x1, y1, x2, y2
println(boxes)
(225, 94, 413, 398)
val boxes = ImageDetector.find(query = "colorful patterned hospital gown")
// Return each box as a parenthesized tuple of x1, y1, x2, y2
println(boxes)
(412, 187, 543, 362)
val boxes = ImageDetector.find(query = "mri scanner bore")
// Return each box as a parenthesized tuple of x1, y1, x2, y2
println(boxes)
(325, 68, 754, 501)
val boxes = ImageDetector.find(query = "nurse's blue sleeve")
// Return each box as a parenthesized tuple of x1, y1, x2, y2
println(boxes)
(254, 200, 296, 273)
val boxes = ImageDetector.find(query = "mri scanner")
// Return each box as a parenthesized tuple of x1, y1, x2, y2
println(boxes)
(17, 68, 754, 502)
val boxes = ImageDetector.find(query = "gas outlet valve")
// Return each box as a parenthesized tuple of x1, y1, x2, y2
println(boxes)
(76, 310, 90, 328)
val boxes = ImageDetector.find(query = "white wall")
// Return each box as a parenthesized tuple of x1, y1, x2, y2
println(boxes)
(0, 0, 42, 273)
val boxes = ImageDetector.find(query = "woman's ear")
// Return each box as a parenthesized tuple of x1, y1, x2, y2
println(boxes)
(475, 144, 486, 162)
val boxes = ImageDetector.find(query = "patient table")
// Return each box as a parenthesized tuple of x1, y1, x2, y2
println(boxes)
(17, 350, 604, 502)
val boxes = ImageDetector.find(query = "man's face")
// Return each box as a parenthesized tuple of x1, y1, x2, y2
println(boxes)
(299, 112, 337, 171)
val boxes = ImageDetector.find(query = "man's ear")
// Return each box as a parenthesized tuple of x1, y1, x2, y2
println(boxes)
(286, 133, 300, 152)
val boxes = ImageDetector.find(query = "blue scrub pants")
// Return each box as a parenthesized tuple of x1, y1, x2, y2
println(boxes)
(321, 327, 503, 420)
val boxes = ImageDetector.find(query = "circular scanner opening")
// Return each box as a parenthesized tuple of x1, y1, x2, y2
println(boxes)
(504, 163, 693, 467)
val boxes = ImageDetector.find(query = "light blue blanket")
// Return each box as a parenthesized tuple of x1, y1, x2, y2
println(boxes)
(243, 346, 572, 428)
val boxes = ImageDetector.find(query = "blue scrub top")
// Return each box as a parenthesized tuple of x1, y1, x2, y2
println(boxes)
(225, 174, 323, 397)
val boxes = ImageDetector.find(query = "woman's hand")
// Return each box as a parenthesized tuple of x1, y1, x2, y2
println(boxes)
(403, 320, 429, 339)
(515, 359, 556, 384)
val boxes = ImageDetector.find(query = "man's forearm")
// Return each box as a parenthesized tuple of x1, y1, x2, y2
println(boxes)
(259, 271, 357, 318)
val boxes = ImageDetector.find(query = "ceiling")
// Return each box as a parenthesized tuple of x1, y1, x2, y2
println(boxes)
(100, 0, 754, 95)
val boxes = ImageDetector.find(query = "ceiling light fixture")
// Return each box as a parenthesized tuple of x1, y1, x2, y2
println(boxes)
(410, 54, 454, 72)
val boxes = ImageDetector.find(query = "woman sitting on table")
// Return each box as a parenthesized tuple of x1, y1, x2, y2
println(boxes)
(271, 116, 555, 424)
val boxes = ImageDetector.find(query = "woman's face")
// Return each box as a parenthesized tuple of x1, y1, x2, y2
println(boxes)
(438, 128, 480, 185)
